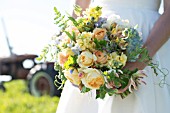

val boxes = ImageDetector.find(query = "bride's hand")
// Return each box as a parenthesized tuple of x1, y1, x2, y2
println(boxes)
(123, 61, 147, 71)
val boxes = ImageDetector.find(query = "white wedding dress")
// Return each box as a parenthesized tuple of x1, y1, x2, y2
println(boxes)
(56, 0, 170, 113)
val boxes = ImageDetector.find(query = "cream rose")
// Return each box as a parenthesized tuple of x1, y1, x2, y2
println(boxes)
(81, 68, 105, 89)
(93, 28, 107, 40)
(94, 50, 108, 64)
(77, 51, 97, 68)
(58, 49, 74, 67)
(63, 68, 81, 86)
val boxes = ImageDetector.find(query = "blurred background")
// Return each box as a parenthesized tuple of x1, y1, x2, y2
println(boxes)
(0, 0, 75, 56)
(0, 0, 74, 113)
(0, 0, 164, 113)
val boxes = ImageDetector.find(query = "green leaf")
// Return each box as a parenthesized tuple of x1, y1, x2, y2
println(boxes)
(93, 38, 107, 51)
(72, 31, 76, 41)
(134, 24, 138, 29)
(53, 7, 68, 30)
(68, 17, 78, 26)
(81, 86, 90, 93)
(58, 23, 65, 27)
(73, 5, 82, 16)
(36, 55, 43, 61)
(55, 15, 65, 25)
(36, 44, 52, 62)
(64, 31, 73, 40)
(54, 7, 61, 20)
(96, 86, 107, 99)
(138, 48, 151, 63)
(64, 31, 76, 42)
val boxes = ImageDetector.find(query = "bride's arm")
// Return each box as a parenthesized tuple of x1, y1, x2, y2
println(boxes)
(144, 0, 170, 57)
(125, 0, 170, 70)
(72, 0, 91, 18)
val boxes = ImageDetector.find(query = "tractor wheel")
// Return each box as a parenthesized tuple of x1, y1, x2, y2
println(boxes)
(28, 70, 55, 96)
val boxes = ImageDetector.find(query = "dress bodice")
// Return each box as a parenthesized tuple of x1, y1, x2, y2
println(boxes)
(91, 0, 162, 43)
(92, 0, 161, 11)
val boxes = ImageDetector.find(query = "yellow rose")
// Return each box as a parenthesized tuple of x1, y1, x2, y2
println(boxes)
(58, 49, 74, 67)
(63, 68, 81, 86)
(94, 50, 108, 64)
(81, 68, 105, 89)
(110, 52, 120, 61)
(93, 28, 107, 40)
(109, 52, 127, 68)
(77, 51, 97, 68)
(119, 53, 127, 67)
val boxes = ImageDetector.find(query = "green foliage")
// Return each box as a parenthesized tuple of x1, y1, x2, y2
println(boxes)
(36, 43, 57, 63)
(0, 80, 59, 113)
(93, 38, 107, 51)
(64, 31, 76, 42)
(73, 5, 82, 16)
(125, 27, 143, 62)
(36, 44, 51, 61)
(138, 47, 151, 62)
(68, 17, 78, 27)
(96, 86, 107, 99)
(54, 63, 67, 89)
(81, 86, 90, 93)
(54, 7, 68, 30)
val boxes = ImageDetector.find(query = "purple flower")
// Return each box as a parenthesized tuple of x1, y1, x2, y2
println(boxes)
(70, 69, 74, 74)
(95, 17, 107, 28)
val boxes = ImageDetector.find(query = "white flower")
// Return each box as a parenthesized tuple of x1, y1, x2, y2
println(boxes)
(102, 14, 130, 29)
(77, 51, 97, 68)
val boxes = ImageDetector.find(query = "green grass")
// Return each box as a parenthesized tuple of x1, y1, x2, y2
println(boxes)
(0, 80, 59, 113)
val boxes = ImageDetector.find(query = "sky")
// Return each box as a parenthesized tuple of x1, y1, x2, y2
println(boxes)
(0, 0, 74, 56)
(0, 0, 164, 57)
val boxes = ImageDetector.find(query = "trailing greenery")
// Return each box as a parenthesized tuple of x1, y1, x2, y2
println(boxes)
(0, 80, 59, 113)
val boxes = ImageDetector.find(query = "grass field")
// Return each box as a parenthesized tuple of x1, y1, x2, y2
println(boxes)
(0, 80, 59, 113)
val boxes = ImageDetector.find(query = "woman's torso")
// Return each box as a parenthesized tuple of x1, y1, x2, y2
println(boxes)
(92, 0, 161, 11)
(91, 0, 161, 42)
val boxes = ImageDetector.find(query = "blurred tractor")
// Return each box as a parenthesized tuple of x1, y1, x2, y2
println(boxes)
(0, 18, 61, 97)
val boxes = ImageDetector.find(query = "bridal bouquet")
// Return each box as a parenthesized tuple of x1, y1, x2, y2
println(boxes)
(38, 6, 164, 99)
